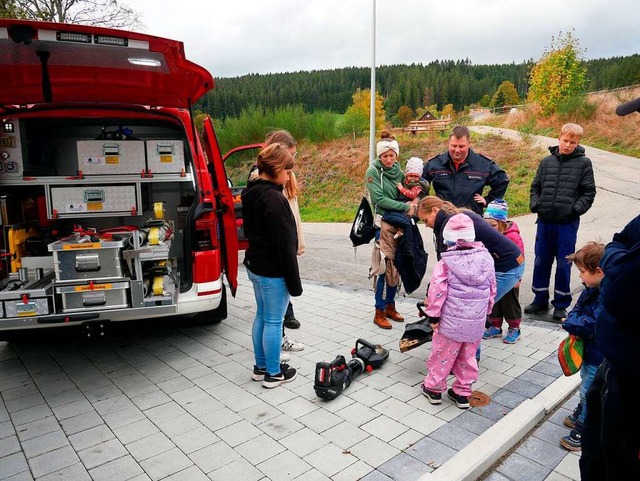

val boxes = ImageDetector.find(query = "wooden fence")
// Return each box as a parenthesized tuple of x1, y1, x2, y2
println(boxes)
(403, 119, 451, 134)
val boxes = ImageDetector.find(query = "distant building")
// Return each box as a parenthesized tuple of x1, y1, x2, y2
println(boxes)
(418, 111, 436, 121)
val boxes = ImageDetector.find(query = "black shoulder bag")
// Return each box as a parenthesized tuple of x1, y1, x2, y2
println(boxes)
(349, 196, 375, 247)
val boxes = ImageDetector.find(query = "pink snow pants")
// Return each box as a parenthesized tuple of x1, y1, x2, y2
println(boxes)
(423, 330, 480, 397)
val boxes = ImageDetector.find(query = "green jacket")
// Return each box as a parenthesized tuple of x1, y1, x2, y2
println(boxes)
(365, 159, 409, 216)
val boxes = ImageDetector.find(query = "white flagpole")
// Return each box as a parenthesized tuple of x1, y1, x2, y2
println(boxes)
(369, 0, 376, 165)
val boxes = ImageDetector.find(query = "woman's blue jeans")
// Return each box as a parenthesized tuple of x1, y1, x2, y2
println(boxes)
(247, 270, 290, 376)
(375, 274, 398, 310)
(477, 262, 525, 360)
(495, 262, 526, 303)
(374, 228, 397, 310)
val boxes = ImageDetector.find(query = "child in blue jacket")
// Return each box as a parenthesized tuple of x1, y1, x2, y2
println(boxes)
(559, 241, 605, 452)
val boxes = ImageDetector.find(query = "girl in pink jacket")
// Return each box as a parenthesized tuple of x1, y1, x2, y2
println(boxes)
(422, 214, 497, 409)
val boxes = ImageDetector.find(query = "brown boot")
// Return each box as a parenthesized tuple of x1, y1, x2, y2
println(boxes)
(374, 309, 392, 329)
(385, 304, 405, 322)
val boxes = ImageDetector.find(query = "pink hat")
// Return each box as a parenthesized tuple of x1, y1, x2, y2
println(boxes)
(443, 213, 476, 244)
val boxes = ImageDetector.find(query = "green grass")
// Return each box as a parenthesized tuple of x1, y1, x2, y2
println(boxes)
(221, 107, 552, 222)
(225, 131, 545, 222)
(216, 105, 343, 161)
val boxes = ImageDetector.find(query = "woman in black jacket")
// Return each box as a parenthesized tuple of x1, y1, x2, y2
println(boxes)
(242, 143, 302, 388)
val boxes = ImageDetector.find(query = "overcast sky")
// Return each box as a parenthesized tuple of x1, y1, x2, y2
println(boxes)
(126, 0, 638, 79)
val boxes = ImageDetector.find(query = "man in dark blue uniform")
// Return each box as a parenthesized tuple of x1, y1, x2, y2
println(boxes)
(422, 125, 509, 215)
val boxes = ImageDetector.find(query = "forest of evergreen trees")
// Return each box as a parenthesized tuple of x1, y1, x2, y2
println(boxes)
(196, 55, 640, 119)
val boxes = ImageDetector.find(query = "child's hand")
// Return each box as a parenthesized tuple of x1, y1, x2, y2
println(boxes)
(397, 182, 403, 190)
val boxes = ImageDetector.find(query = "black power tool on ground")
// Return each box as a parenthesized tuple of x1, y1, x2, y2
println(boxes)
(314, 338, 389, 401)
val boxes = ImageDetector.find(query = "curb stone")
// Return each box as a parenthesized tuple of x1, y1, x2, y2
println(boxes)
(418, 374, 580, 481)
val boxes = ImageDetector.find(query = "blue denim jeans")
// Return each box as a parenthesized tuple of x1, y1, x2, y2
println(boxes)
(374, 228, 397, 310)
(578, 362, 599, 427)
(375, 274, 398, 310)
(477, 262, 525, 360)
(247, 270, 290, 376)
(495, 262, 526, 303)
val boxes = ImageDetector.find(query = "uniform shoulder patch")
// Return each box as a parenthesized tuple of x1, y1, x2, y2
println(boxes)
(367, 176, 374, 183)
(477, 152, 494, 162)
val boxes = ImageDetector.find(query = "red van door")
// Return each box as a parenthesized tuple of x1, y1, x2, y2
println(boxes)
(222, 143, 263, 252)
(202, 117, 238, 296)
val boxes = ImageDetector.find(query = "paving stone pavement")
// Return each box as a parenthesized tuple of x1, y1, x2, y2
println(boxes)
(0, 273, 581, 481)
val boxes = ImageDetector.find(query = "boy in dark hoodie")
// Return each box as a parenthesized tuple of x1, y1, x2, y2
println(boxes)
(525, 123, 596, 320)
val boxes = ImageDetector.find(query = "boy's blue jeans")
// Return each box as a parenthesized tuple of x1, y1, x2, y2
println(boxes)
(531, 219, 579, 309)
(247, 270, 290, 376)
(578, 362, 599, 427)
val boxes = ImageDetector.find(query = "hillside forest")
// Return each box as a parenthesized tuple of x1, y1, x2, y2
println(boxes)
(196, 55, 640, 120)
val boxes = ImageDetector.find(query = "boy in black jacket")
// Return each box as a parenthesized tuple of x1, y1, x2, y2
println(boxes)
(525, 123, 596, 320)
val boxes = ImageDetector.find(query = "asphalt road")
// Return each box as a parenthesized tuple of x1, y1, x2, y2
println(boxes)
(264, 128, 640, 311)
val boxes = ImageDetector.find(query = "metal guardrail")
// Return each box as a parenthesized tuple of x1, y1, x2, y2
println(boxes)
(586, 84, 640, 96)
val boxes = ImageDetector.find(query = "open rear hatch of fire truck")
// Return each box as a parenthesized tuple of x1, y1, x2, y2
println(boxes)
(0, 20, 237, 330)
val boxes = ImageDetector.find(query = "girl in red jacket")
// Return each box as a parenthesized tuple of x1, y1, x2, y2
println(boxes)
(482, 199, 525, 344)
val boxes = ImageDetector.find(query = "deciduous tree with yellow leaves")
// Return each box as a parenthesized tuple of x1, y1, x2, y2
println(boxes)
(490, 81, 520, 108)
(527, 31, 587, 115)
(342, 88, 386, 136)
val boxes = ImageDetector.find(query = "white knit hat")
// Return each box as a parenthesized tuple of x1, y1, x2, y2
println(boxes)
(405, 157, 423, 175)
(376, 139, 399, 158)
(443, 213, 476, 244)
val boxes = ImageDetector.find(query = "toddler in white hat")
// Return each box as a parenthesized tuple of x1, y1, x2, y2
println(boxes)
(397, 157, 429, 202)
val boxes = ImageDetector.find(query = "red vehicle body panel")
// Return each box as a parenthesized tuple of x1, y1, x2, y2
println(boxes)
(203, 118, 239, 296)
(0, 19, 212, 108)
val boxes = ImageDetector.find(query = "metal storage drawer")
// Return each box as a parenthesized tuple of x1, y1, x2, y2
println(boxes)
(77, 140, 145, 175)
(49, 184, 140, 218)
(49, 238, 125, 282)
(146, 140, 185, 174)
(4, 297, 51, 317)
(0, 269, 55, 318)
(56, 281, 129, 312)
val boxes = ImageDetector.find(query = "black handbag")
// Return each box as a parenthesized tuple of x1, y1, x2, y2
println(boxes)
(349, 196, 375, 246)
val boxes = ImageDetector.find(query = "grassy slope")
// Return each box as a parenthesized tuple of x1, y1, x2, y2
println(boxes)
(226, 88, 640, 222)
(227, 131, 547, 222)
(484, 86, 640, 158)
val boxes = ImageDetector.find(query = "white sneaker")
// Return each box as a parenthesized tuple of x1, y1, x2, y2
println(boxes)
(282, 335, 305, 352)
(280, 352, 291, 362)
